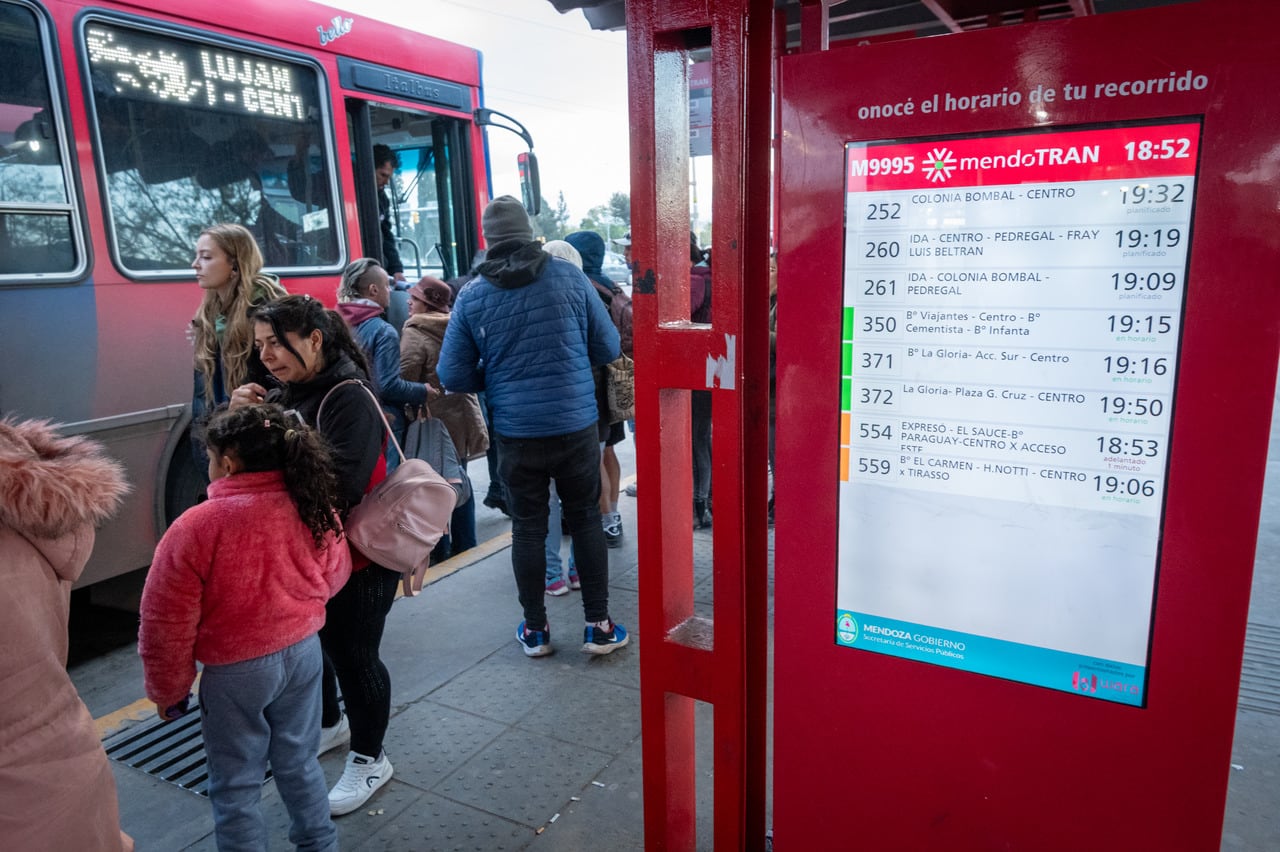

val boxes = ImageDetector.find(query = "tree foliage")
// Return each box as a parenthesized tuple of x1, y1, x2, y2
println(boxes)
(533, 191, 571, 240)
(608, 192, 630, 228)
(576, 191, 630, 242)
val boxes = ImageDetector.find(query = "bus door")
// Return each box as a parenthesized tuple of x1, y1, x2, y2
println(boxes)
(346, 99, 477, 284)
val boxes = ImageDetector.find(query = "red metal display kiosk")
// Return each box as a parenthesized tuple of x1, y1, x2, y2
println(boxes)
(626, 1, 773, 849)
(773, 2, 1280, 848)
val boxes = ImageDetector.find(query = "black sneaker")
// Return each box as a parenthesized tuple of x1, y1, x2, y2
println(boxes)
(693, 499, 711, 530)
(582, 620, 630, 655)
(516, 621, 553, 657)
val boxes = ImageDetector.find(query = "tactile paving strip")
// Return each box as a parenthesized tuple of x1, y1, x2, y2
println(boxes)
(386, 700, 507, 787)
(1239, 621, 1280, 716)
(355, 792, 532, 852)
(433, 727, 612, 826)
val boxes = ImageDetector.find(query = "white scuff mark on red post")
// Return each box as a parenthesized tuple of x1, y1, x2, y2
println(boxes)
(706, 333, 737, 389)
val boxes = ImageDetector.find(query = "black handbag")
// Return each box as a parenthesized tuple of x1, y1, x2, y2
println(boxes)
(404, 406, 470, 506)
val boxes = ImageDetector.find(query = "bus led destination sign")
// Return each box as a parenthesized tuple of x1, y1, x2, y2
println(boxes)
(85, 23, 314, 121)
(835, 121, 1201, 706)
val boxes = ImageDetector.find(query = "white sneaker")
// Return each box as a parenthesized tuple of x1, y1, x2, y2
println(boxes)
(317, 714, 349, 757)
(328, 750, 393, 816)
(603, 511, 623, 548)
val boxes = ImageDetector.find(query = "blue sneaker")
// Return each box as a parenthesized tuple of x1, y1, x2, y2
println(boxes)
(517, 621, 553, 657)
(582, 620, 630, 655)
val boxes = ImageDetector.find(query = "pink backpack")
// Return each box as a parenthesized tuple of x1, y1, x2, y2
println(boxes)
(319, 381, 457, 596)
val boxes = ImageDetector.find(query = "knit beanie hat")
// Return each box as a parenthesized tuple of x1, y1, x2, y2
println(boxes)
(482, 195, 533, 246)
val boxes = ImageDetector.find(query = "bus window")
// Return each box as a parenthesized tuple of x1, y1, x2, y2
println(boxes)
(80, 19, 342, 274)
(363, 102, 475, 283)
(0, 1, 82, 278)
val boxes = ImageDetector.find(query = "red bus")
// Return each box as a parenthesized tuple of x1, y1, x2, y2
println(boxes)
(0, 0, 530, 586)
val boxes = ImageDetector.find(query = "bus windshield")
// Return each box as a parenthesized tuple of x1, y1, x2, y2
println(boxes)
(82, 19, 342, 273)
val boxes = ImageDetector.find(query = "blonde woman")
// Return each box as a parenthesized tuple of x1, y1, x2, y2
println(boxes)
(190, 223, 287, 421)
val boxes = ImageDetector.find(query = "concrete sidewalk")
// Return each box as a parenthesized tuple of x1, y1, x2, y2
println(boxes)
(83, 392, 1279, 849)
(95, 481, 731, 850)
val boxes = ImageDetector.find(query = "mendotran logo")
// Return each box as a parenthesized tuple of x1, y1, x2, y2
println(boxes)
(924, 147, 957, 182)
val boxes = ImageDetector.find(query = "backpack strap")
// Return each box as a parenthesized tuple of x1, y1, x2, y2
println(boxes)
(317, 379, 407, 465)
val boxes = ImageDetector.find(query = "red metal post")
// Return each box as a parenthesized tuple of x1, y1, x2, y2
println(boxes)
(799, 0, 832, 52)
(627, 0, 774, 848)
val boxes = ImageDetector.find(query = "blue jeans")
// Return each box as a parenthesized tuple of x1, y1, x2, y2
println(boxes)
(495, 424, 609, 629)
(545, 482, 581, 586)
(199, 635, 336, 852)
(545, 481, 564, 584)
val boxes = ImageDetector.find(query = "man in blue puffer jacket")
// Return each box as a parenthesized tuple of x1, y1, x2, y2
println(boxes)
(438, 196, 629, 658)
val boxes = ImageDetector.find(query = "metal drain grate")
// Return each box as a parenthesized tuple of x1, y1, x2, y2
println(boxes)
(1239, 621, 1280, 717)
(102, 699, 273, 797)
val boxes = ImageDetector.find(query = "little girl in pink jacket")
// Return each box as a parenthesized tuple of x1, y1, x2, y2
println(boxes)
(140, 404, 351, 851)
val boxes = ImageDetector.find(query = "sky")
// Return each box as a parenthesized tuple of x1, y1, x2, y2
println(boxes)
(331, 0, 632, 225)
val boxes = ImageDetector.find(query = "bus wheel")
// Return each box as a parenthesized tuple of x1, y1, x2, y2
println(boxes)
(164, 432, 207, 527)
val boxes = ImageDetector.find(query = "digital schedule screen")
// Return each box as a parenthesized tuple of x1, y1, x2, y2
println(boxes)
(85, 22, 317, 122)
(834, 120, 1200, 705)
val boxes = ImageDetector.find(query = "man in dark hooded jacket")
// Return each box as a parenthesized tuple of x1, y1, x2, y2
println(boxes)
(437, 196, 630, 658)
(565, 230, 629, 549)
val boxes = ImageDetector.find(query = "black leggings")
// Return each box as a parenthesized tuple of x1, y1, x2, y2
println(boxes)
(319, 565, 400, 758)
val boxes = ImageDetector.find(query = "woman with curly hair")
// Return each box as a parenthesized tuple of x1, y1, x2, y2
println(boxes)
(139, 403, 351, 851)
(190, 223, 288, 424)
(230, 294, 401, 817)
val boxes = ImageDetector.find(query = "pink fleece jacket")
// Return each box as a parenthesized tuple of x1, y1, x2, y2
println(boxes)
(139, 470, 352, 708)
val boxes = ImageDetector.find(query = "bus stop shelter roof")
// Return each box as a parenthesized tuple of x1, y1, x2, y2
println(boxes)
(545, 0, 1191, 45)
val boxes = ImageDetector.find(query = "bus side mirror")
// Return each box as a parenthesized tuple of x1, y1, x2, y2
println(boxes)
(474, 108, 540, 216)
(519, 151, 541, 216)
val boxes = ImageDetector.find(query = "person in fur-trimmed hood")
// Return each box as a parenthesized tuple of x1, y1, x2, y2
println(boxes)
(0, 417, 133, 851)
